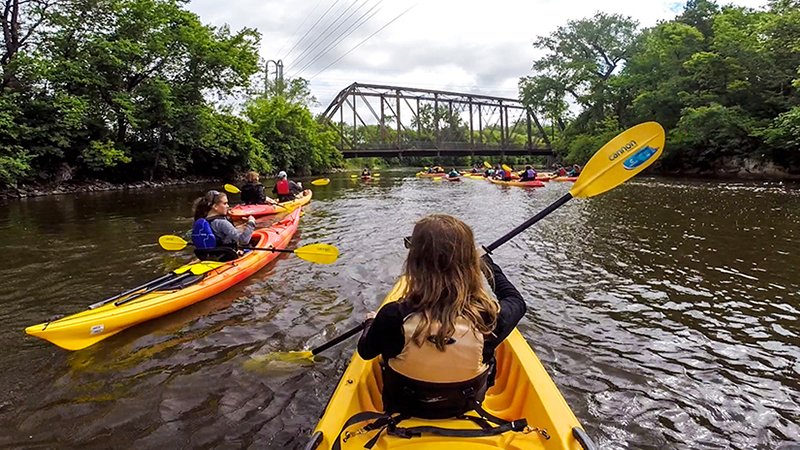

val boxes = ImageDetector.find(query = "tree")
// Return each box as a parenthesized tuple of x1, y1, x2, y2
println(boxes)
(527, 12, 639, 114)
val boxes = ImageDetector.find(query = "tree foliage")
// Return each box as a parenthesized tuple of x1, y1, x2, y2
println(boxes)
(521, 0, 800, 172)
(0, 0, 342, 187)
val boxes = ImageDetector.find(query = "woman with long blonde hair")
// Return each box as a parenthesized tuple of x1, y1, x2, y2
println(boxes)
(358, 215, 526, 419)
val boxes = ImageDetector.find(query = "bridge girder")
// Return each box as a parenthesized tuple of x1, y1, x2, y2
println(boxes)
(320, 83, 553, 158)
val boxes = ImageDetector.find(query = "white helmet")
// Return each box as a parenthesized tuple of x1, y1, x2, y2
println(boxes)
(278, 171, 287, 178)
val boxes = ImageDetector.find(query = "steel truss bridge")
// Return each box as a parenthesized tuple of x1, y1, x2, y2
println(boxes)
(319, 83, 553, 158)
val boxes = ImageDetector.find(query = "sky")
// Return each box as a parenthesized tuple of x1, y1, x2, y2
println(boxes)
(184, 0, 768, 112)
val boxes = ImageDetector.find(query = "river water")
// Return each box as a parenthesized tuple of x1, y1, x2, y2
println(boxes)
(0, 171, 798, 449)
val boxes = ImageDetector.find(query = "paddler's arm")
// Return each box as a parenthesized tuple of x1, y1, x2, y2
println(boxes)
(482, 255, 526, 355)
(357, 302, 405, 360)
(211, 217, 256, 246)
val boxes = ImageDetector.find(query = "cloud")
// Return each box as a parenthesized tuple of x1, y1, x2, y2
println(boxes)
(184, 0, 771, 111)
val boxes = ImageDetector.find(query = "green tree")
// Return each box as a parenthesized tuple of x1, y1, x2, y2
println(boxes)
(245, 95, 341, 175)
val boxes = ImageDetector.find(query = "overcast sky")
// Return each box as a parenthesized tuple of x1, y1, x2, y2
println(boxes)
(185, 0, 768, 112)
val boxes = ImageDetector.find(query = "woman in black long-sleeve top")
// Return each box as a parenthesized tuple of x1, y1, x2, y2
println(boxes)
(357, 215, 526, 419)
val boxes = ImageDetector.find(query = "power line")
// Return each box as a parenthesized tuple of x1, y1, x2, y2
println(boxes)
(276, 0, 324, 57)
(293, 0, 385, 77)
(310, 4, 417, 80)
(283, 0, 344, 61)
(290, 0, 367, 71)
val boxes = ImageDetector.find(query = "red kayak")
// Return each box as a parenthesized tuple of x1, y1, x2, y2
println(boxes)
(229, 190, 312, 219)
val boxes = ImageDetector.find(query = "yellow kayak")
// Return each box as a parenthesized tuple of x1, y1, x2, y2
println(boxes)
(306, 279, 595, 449)
(25, 208, 301, 351)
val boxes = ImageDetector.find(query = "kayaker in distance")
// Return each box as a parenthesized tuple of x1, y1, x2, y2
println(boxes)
(240, 171, 266, 205)
(556, 165, 568, 177)
(273, 171, 303, 202)
(358, 215, 526, 419)
(361, 167, 371, 177)
(191, 190, 255, 261)
(448, 168, 459, 178)
(568, 164, 582, 177)
(519, 165, 537, 181)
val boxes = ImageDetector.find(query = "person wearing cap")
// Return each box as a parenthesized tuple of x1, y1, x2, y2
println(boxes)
(272, 171, 303, 202)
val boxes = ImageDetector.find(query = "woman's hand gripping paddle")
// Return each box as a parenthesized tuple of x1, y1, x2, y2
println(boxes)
(264, 122, 666, 363)
(158, 235, 339, 265)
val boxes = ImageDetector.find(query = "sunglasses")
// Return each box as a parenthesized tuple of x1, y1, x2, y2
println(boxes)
(403, 236, 412, 249)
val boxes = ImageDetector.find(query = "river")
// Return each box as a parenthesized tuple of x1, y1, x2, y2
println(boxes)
(0, 171, 798, 449)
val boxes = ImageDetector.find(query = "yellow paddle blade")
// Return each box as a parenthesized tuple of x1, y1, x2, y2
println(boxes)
(350, 174, 358, 178)
(483, 161, 492, 169)
(570, 122, 665, 198)
(224, 183, 240, 194)
(311, 178, 330, 186)
(424, 166, 429, 170)
(415, 172, 422, 177)
(294, 243, 339, 264)
(159, 235, 188, 251)
(174, 261, 226, 275)
(373, 173, 380, 177)
(502, 164, 513, 172)
(433, 177, 442, 182)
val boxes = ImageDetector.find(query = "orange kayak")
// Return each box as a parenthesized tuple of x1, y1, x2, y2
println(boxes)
(229, 189, 312, 219)
(24, 207, 302, 351)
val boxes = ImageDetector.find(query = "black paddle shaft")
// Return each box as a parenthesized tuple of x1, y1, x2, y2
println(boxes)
(88, 272, 176, 309)
(311, 322, 366, 355)
(484, 193, 573, 253)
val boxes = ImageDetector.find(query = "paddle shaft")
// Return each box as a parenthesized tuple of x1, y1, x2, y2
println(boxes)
(88, 272, 176, 309)
(115, 272, 194, 307)
(311, 322, 366, 355)
(484, 193, 573, 253)
(179, 240, 295, 254)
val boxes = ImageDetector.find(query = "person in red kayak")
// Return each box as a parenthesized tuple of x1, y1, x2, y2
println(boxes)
(568, 164, 582, 177)
(240, 171, 266, 205)
(357, 215, 526, 419)
(273, 171, 303, 202)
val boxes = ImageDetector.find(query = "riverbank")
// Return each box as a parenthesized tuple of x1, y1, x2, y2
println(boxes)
(0, 176, 221, 200)
(655, 156, 800, 180)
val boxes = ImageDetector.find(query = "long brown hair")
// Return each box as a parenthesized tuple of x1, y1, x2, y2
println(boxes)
(193, 190, 226, 220)
(402, 215, 499, 351)
(245, 171, 259, 183)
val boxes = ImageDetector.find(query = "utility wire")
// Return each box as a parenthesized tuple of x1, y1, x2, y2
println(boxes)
(283, 0, 343, 61)
(310, 4, 417, 80)
(293, 0, 384, 77)
(276, 0, 324, 57)
(290, 0, 366, 71)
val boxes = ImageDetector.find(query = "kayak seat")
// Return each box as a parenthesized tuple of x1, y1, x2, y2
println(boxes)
(194, 247, 238, 262)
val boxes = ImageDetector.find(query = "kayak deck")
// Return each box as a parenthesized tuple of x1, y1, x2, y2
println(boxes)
(25, 207, 301, 351)
(229, 189, 312, 218)
(309, 280, 590, 450)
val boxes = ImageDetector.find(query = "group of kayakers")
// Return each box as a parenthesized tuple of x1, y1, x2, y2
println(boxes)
(187, 169, 529, 425)
(186, 163, 581, 435)
(191, 170, 305, 262)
